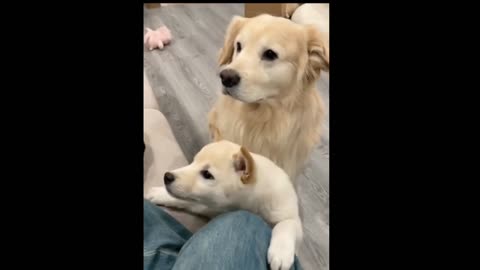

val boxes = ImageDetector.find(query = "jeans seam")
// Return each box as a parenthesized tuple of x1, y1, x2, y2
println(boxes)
(164, 225, 189, 242)
(144, 247, 179, 257)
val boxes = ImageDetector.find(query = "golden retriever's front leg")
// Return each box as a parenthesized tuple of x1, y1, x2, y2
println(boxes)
(207, 108, 222, 142)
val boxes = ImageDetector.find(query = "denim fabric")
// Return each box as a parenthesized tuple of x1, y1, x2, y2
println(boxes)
(144, 199, 301, 270)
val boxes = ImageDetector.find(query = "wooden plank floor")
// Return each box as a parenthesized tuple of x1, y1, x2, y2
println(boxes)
(144, 4, 329, 270)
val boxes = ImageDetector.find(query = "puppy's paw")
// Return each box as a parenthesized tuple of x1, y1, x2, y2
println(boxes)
(267, 241, 295, 270)
(145, 187, 171, 205)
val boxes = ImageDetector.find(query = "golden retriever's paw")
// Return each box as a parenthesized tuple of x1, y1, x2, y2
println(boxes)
(267, 241, 295, 270)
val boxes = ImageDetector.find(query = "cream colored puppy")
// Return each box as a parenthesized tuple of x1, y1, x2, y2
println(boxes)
(208, 14, 329, 180)
(147, 140, 302, 270)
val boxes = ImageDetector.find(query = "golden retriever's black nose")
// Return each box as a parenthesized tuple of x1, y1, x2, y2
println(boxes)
(164, 172, 175, 185)
(220, 69, 240, 88)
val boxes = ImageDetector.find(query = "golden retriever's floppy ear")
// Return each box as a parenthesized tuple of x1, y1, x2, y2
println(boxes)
(303, 25, 329, 85)
(218, 16, 247, 66)
(233, 146, 255, 184)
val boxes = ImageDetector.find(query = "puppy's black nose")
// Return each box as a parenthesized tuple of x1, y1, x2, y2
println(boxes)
(220, 69, 241, 88)
(164, 172, 175, 185)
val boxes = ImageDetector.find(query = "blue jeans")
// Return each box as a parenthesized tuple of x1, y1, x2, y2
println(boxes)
(144, 200, 301, 270)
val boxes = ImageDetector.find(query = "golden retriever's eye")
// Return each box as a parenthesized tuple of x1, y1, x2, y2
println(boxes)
(236, 42, 242, 53)
(200, 170, 215, 180)
(262, 49, 278, 61)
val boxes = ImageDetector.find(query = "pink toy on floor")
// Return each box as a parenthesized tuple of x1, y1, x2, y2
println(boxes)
(144, 26, 172, 50)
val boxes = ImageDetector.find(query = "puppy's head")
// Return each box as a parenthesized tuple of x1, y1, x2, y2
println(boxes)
(218, 14, 329, 103)
(163, 141, 255, 207)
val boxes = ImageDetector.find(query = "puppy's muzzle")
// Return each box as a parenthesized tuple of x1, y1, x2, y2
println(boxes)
(164, 172, 176, 185)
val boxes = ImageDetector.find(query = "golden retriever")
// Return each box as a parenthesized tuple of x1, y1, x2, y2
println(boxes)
(208, 14, 329, 180)
(147, 140, 302, 270)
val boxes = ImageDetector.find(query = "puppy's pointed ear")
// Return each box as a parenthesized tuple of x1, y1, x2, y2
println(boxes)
(303, 25, 329, 85)
(218, 16, 247, 66)
(233, 146, 255, 184)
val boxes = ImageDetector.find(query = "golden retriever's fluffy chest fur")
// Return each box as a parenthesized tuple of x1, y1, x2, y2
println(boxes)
(209, 89, 324, 179)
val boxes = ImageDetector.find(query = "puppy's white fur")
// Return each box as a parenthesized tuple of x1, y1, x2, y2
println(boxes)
(208, 14, 329, 180)
(147, 140, 302, 270)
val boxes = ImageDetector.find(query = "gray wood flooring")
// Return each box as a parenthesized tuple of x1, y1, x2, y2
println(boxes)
(144, 4, 329, 270)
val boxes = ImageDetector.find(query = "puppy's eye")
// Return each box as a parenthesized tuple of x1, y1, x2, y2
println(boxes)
(236, 42, 242, 53)
(200, 170, 215, 180)
(262, 49, 278, 61)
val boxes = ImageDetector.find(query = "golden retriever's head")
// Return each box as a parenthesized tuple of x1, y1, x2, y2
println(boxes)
(163, 141, 255, 208)
(218, 14, 329, 103)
